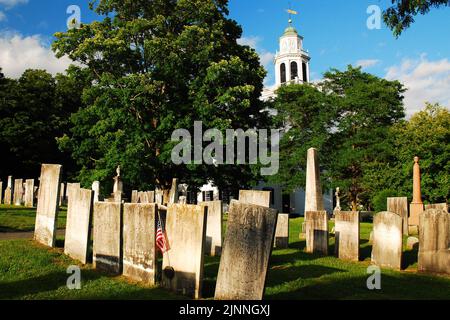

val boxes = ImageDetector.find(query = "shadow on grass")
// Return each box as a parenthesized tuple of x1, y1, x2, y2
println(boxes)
(360, 239, 372, 261)
(403, 247, 419, 269)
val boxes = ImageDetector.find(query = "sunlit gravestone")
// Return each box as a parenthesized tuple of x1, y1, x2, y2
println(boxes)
(123, 203, 158, 284)
(334, 211, 360, 261)
(239, 190, 271, 207)
(215, 200, 278, 300)
(3, 176, 13, 205)
(13, 178, 24, 206)
(64, 187, 94, 264)
(274, 213, 289, 249)
(24, 179, 35, 207)
(305, 211, 329, 255)
(162, 204, 207, 299)
(34, 164, 62, 247)
(387, 197, 409, 235)
(201, 200, 223, 256)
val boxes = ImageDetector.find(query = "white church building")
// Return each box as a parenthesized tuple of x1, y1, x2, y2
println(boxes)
(192, 20, 333, 215)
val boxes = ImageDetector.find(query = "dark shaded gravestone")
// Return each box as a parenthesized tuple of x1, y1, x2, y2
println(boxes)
(4, 176, 13, 205)
(131, 190, 138, 203)
(123, 203, 158, 284)
(305, 211, 329, 255)
(24, 179, 35, 208)
(387, 197, 409, 235)
(34, 164, 62, 247)
(239, 190, 271, 207)
(371, 211, 403, 270)
(424, 203, 448, 212)
(93, 202, 122, 274)
(201, 201, 223, 256)
(215, 200, 278, 300)
(59, 183, 65, 206)
(274, 213, 289, 249)
(64, 187, 93, 264)
(13, 179, 24, 206)
(162, 204, 207, 299)
(418, 209, 450, 275)
(334, 211, 360, 261)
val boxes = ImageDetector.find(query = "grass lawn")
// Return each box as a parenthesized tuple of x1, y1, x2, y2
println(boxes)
(0, 205, 66, 232)
(0, 207, 449, 300)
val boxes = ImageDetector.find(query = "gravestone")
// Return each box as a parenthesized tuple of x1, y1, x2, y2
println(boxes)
(407, 236, 419, 250)
(131, 190, 138, 203)
(168, 178, 179, 204)
(305, 148, 324, 214)
(3, 176, 13, 205)
(59, 183, 66, 206)
(409, 157, 424, 229)
(123, 203, 158, 284)
(162, 204, 207, 299)
(418, 209, 450, 275)
(424, 203, 448, 212)
(215, 200, 278, 300)
(93, 202, 122, 274)
(24, 179, 35, 207)
(64, 188, 94, 264)
(92, 181, 100, 203)
(66, 183, 81, 202)
(155, 189, 164, 205)
(305, 211, 329, 255)
(147, 191, 155, 203)
(200, 200, 223, 256)
(387, 197, 409, 235)
(13, 179, 24, 205)
(0, 181, 3, 205)
(274, 213, 289, 249)
(334, 211, 360, 261)
(239, 190, 270, 207)
(34, 164, 62, 247)
(371, 211, 403, 270)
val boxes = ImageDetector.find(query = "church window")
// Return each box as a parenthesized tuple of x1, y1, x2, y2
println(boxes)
(291, 62, 298, 80)
(280, 63, 286, 83)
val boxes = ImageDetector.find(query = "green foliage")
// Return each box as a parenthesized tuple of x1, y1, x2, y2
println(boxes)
(372, 189, 399, 212)
(384, 0, 450, 37)
(52, 0, 269, 192)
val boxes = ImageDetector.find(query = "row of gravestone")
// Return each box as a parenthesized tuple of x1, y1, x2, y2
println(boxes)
(305, 207, 449, 275)
(32, 164, 290, 299)
(0, 177, 37, 207)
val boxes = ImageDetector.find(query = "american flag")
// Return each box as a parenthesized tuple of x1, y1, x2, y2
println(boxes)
(156, 219, 167, 253)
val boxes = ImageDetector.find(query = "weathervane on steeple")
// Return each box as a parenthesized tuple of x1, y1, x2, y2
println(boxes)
(286, 2, 298, 25)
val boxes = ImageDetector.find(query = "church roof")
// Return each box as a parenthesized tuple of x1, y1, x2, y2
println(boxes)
(283, 24, 298, 36)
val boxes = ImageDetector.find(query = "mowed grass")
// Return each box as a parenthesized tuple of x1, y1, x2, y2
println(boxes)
(1, 207, 450, 300)
(0, 205, 66, 232)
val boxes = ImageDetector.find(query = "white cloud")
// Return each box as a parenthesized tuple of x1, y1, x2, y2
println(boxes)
(237, 36, 260, 49)
(0, 11, 6, 21)
(385, 55, 450, 115)
(238, 35, 275, 83)
(356, 59, 380, 69)
(0, 0, 28, 9)
(0, 33, 73, 78)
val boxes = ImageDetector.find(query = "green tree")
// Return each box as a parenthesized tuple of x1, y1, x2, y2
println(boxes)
(53, 0, 269, 193)
(384, 0, 450, 37)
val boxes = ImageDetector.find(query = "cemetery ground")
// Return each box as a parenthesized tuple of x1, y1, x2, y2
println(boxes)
(0, 205, 449, 300)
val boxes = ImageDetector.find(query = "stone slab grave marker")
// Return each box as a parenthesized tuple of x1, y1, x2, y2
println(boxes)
(239, 190, 271, 207)
(409, 157, 424, 232)
(162, 204, 207, 299)
(24, 179, 35, 207)
(155, 189, 164, 205)
(168, 178, 179, 204)
(131, 190, 138, 203)
(93, 202, 122, 274)
(334, 211, 360, 261)
(215, 200, 278, 300)
(66, 183, 81, 203)
(424, 203, 448, 212)
(34, 164, 62, 247)
(0, 181, 3, 205)
(92, 181, 100, 203)
(123, 203, 158, 284)
(371, 211, 403, 270)
(201, 201, 223, 256)
(64, 187, 94, 264)
(4, 176, 13, 205)
(387, 197, 409, 235)
(305, 211, 329, 255)
(305, 148, 324, 214)
(13, 178, 24, 206)
(418, 209, 450, 275)
(274, 213, 289, 249)
(59, 183, 66, 206)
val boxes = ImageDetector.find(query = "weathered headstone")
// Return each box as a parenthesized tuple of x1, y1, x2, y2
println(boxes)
(59, 183, 66, 206)
(13, 178, 24, 205)
(123, 203, 158, 284)
(147, 191, 155, 203)
(0, 181, 3, 205)
(155, 189, 164, 205)
(162, 204, 207, 299)
(131, 190, 138, 203)
(215, 200, 278, 300)
(371, 211, 403, 270)
(93, 202, 122, 274)
(24, 179, 35, 208)
(409, 157, 424, 230)
(92, 181, 100, 203)
(34, 164, 62, 247)
(305, 148, 324, 214)
(3, 176, 13, 205)
(305, 211, 329, 255)
(418, 209, 450, 275)
(238, 190, 271, 207)
(424, 203, 448, 212)
(64, 188, 94, 264)
(168, 178, 179, 204)
(200, 200, 223, 256)
(387, 197, 409, 235)
(66, 183, 81, 202)
(334, 211, 360, 261)
(274, 213, 289, 249)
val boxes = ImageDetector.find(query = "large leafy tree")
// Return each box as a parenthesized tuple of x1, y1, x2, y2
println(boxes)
(53, 0, 268, 193)
(384, 0, 450, 36)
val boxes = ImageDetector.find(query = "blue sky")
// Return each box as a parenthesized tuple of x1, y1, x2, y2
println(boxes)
(0, 0, 449, 114)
